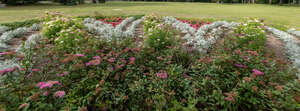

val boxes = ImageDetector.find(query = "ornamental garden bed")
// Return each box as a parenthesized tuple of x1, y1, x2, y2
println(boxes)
(0, 12, 300, 111)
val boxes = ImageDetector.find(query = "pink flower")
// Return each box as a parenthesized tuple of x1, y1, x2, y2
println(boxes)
(157, 56, 163, 60)
(234, 50, 241, 54)
(43, 90, 50, 96)
(0, 67, 18, 76)
(85, 62, 92, 66)
(262, 60, 267, 64)
(252, 69, 264, 76)
(37, 80, 60, 89)
(225, 97, 234, 102)
(32, 69, 40, 72)
(26, 73, 32, 78)
(74, 54, 84, 57)
(234, 64, 248, 69)
(57, 71, 68, 77)
(86, 57, 101, 66)
(156, 71, 168, 79)
(108, 57, 115, 63)
(53, 91, 65, 98)
(129, 57, 135, 62)
(39, 83, 53, 89)
(0, 52, 10, 55)
(93, 56, 101, 60)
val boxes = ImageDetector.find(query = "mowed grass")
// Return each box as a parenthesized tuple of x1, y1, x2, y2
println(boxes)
(0, 1, 300, 27)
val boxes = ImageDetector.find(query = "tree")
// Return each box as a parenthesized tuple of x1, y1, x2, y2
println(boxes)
(216, 0, 220, 3)
(269, 0, 272, 4)
(1, 0, 39, 5)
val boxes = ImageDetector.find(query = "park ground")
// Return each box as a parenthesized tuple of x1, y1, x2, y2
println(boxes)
(0, 1, 300, 28)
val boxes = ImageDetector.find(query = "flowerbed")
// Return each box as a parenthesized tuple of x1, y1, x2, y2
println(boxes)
(0, 13, 300, 111)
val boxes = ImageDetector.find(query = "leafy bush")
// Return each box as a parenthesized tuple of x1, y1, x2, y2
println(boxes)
(144, 24, 178, 51)
(233, 18, 266, 50)
(41, 12, 83, 40)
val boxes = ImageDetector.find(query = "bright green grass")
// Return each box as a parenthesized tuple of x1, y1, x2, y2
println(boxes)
(0, 2, 300, 28)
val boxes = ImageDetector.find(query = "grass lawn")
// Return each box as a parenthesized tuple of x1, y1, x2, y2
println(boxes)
(0, 1, 300, 28)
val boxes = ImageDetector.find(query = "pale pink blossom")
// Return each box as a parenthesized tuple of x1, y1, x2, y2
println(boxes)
(156, 70, 168, 79)
(53, 91, 65, 98)
(43, 90, 50, 96)
(74, 54, 84, 57)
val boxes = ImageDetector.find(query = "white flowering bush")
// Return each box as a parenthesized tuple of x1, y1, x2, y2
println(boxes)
(16, 34, 43, 53)
(0, 27, 31, 52)
(164, 17, 238, 53)
(0, 26, 9, 34)
(192, 21, 238, 53)
(287, 28, 300, 38)
(266, 27, 300, 77)
(84, 19, 115, 41)
(84, 17, 143, 41)
(114, 17, 135, 38)
(29, 23, 41, 31)
(123, 17, 144, 38)
(163, 16, 196, 34)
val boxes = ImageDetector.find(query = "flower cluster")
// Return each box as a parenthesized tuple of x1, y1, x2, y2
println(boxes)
(156, 70, 168, 79)
(163, 16, 196, 34)
(16, 34, 43, 53)
(84, 17, 143, 41)
(186, 21, 238, 53)
(163, 16, 238, 53)
(37, 80, 61, 89)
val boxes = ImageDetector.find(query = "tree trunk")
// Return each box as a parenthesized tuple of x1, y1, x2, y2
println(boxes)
(92, 0, 97, 3)
(299, 0, 300, 5)
(280, 0, 283, 5)
(216, 0, 220, 3)
(269, 0, 272, 4)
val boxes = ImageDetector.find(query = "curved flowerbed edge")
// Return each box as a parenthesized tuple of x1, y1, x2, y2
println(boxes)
(266, 26, 300, 78)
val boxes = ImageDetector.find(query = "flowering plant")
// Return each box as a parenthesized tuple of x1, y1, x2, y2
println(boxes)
(233, 18, 266, 50)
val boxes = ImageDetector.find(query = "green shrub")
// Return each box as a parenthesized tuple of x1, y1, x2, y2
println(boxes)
(41, 12, 83, 40)
(144, 25, 178, 51)
(233, 18, 266, 50)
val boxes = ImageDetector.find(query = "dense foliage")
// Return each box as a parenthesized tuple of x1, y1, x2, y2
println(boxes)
(0, 0, 39, 5)
(0, 13, 299, 110)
